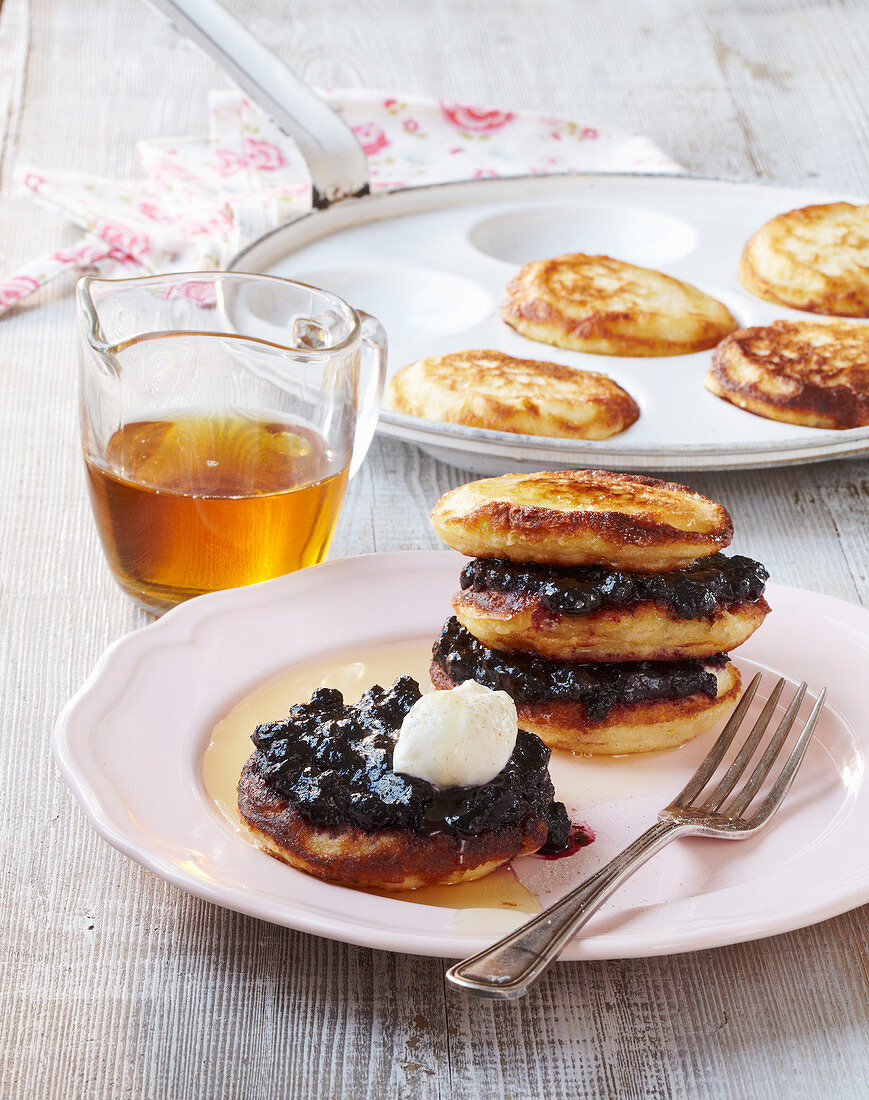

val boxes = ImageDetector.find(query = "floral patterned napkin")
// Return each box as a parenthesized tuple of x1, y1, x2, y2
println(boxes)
(2, 89, 681, 316)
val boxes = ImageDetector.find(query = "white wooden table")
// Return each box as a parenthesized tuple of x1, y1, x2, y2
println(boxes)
(1, 0, 867, 1095)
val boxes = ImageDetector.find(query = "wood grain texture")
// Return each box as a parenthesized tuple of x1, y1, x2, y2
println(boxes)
(0, 0, 867, 1096)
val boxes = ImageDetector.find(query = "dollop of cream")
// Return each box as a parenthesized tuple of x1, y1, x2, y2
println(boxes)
(392, 679, 518, 788)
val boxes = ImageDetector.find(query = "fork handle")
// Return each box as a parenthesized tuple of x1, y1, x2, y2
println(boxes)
(446, 820, 685, 999)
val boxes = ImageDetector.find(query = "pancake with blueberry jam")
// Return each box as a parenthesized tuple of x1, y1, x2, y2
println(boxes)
(238, 676, 571, 890)
(431, 617, 741, 755)
(429, 470, 769, 755)
(452, 553, 770, 662)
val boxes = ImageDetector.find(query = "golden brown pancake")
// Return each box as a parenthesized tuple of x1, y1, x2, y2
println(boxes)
(431, 659, 741, 756)
(238, 756, 547, 890)
(386, 348, 640, 440)
(705, 320, 869, 429)
(237, 677, 568, 890)
(452, 587, 770, 662)
(501, 253, 737, 356)
(739, 202, 869, 317)
(430, 470, 733, 573)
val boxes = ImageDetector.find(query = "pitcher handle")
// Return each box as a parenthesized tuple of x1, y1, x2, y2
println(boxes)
(350, 311, 387, 478)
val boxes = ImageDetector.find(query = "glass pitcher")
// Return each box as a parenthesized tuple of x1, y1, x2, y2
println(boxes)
(77, 271, 386, 614)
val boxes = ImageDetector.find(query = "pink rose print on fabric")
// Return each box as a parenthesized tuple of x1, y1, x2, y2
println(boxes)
(440, 103, 515, 132)
(0, 274, 40, 308)
(581, 128, 599, 140)
(22, 173, 45, 193)
(183, 210, 234, 238)
(51, 242, 117, 266)
(352, 122, 390, 157)
(402, 118, 419, 133)
(243, 138, 285, 171)
(92, 219, 151, 263)
(149, 159, 197, 185)
(138, 201, 175, 223)
(215, 149, 245, 177)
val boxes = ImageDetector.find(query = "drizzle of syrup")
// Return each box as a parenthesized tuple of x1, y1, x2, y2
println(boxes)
(363, 864, 541, 912)
(535, 823, 595, 861)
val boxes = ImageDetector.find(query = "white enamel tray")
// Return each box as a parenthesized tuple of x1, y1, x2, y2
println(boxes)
(54, 551, 869, 960)
(229, 173, 869, 474)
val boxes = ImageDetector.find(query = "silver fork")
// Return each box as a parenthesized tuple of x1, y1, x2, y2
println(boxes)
(446, 674, 827, 1000)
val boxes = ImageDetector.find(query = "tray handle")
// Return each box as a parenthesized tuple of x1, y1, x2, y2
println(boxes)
(146, 0, 370, 207)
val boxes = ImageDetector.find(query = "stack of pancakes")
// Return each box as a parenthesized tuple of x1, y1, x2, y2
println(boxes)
(429, 470, 771, 755)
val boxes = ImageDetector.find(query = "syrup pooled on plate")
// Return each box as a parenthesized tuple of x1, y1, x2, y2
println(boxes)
(364, 866, 541, 913)
(85, 414, 348, 610)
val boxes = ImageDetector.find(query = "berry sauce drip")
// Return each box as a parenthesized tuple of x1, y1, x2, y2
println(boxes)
(432, 618, 727, 721)
(251, 676, 570, 849)
(460, 552, 768, 620)
(536, 823, 596, 860)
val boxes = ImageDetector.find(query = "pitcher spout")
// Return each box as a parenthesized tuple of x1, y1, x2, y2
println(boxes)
(76, 275, 111, 357)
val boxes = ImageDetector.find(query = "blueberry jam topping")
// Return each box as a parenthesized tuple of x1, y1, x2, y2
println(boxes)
(251, 676, 570, 848)
(432, 618, 727, 721)
(460, 552, 768, 620)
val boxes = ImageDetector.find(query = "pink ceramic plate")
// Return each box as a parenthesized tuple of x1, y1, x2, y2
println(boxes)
(54, 551, 868, 959)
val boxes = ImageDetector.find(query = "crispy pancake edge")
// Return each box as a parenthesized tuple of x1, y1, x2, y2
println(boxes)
(237, 754, 548, 890)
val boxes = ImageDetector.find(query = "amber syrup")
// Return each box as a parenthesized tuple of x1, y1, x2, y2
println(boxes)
(85, 414, 348, 611)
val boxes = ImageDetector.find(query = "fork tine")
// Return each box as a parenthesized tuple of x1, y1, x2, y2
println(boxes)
(702, 678, 786, 812)
(747, 688, 827, 828)
(671, 672, 761, 808)
(728, 682, 807, 817)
